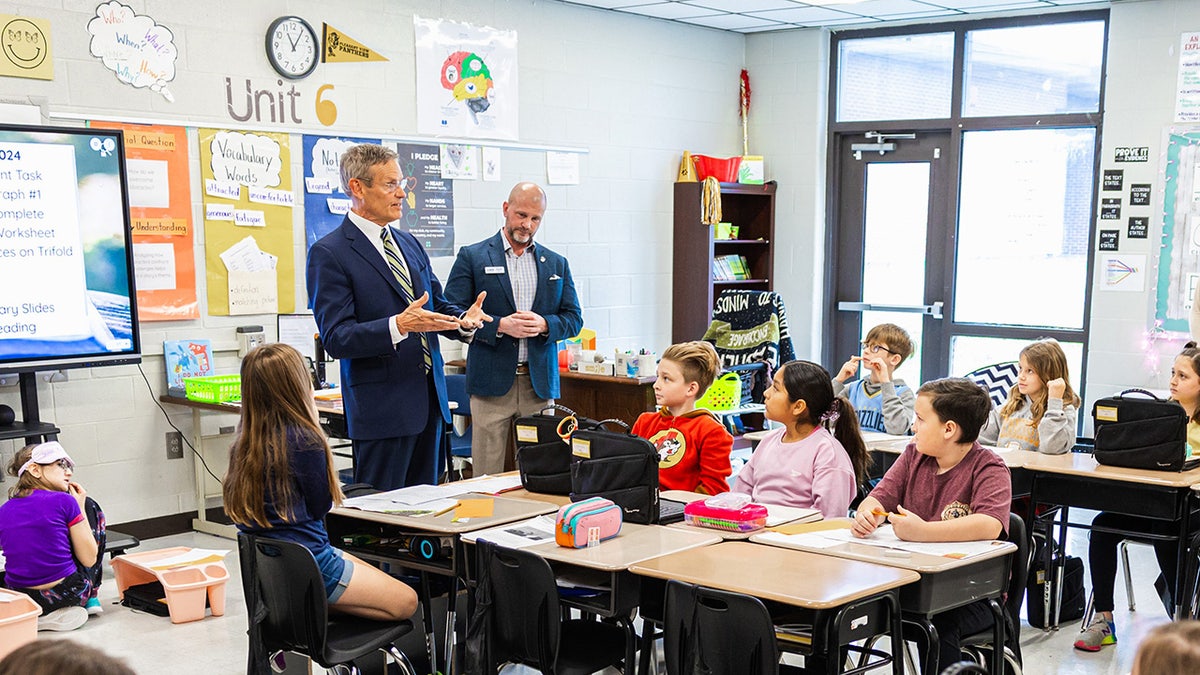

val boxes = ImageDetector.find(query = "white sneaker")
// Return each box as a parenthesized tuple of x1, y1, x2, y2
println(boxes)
(37, 605, 88, 632)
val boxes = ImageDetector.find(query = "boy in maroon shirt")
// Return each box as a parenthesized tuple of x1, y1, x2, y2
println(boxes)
(853, 377, 1011, 671)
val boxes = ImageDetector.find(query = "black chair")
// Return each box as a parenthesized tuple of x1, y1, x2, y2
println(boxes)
(238, 533, 418, 675)
(477, 544, 625, 674)
(105, 529, 140, 559)
(663, 580, 803, 675)
(959, 512, 1030, 675)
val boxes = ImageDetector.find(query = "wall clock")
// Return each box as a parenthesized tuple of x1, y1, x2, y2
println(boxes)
(266, 16, 318, 80)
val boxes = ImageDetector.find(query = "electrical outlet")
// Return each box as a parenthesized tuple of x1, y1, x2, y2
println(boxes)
(166, 431, 183, 460)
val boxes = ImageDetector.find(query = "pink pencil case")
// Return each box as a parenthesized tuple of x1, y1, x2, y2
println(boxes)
(556, 497, 623, 548)
(683, 499, 769, 532)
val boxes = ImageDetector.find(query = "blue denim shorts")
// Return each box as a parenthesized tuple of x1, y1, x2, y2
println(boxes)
(312, 545, 353, 603)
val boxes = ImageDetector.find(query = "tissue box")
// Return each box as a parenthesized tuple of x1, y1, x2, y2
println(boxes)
(578, 361, 615, 376)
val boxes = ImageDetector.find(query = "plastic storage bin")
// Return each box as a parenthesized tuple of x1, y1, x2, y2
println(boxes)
(183, 374, 241, 403)
(0, 590, 39, 659)
(112, 547, 229, 623)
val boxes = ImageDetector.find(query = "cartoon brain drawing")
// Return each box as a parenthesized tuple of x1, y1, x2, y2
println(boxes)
(441, 50, 494, 121)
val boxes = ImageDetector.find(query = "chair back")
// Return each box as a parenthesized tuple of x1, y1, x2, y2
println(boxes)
(1005, 512, 1030, 650)
(664, 580, 781, 675)
(483, 545, 561, 670)
(238, 533, 329, 657)
(962, 361, 1020, 410)
(445, 373, 473, 457)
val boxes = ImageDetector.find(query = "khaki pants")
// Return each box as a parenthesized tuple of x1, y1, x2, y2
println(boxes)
(469, 374, 551, 475)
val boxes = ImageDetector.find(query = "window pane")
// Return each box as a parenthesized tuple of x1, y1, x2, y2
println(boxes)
(837, 33, 954, 122)
(950, 336, 1083, 399)
(954, 128, 1094, 329)
(964, 21, 1105, 117)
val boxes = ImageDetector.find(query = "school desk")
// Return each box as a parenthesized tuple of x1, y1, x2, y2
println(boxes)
(1024, 451, 1200, 627)
(751, 530, 1016, 675)
(629, 540, 918, 675)
(327, 493, 555, 675)
(462, 521, 720, 669)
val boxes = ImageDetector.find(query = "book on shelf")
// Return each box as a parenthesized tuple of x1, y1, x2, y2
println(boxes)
(163, 339, 213, 397)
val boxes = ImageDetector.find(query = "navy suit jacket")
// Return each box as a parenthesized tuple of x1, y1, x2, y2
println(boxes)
(306, 216, 465, 440)
(445, 231, 582, 400)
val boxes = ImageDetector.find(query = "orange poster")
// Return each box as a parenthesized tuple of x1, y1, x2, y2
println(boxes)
(91, 122, 198, 321)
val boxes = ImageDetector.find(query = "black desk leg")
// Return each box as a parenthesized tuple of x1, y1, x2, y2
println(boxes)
(637, 622, 657, 675)
(419, 571, 439, 675)
(901, 618, 939, 675)
(988, 598, 1005, 675)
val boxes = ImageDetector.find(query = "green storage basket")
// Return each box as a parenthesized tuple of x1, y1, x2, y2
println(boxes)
(696, 371, 742, 411)
(183, 375, 242, 403)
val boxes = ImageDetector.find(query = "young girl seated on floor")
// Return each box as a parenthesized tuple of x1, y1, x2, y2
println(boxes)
(0, 441, 106, 632)
(979, 338, 1080, 454)
(223, 343, 418, 622)
(1075, 341, 1200, 652)
(733, 360, 869, 518)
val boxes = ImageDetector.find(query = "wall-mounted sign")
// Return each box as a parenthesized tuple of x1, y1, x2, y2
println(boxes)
(1103, 169, 1123, 191)
(1130, 183, 1151, 206)
(1114, 147, 1149, 162)
(1099, 230, 1119, 251)
(1128, 216, 1149, 239)
(1100, 197, 1121, 219)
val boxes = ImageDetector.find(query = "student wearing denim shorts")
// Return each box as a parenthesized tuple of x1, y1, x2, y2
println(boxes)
(224, 343, 417, 622)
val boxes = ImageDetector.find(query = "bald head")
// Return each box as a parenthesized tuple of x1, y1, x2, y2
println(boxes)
(502, 182, 547, 254)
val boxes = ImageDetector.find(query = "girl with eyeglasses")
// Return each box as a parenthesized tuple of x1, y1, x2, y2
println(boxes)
(0, 441, 107, 631)
(979, 338, 1079, 455)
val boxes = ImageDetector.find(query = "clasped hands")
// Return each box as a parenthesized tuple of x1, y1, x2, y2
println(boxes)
(395, 291, 492, 334)
(498, 310, 548, 338)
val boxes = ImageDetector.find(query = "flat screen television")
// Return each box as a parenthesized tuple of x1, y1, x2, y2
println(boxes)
(0, 123, 140, 374)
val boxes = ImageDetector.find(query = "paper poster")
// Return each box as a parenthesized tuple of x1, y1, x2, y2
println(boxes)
(394, 141, 456, 256)
(86, 2, 176, 102)
(440, 143, 477, 179)
(414, 16, 518, 140)
(546, 151, 580, 185)
(1102, 254, 1145, 292)
(199, 128, 294, 315)
(91, 122, 197, 321)
(1178, 32, 1200, 123)
(0, 14, 53, 80)
(482, 146, 500, 181)
(302, 134, 380, 249)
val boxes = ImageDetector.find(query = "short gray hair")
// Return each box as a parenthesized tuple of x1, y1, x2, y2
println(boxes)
(340, 144, 398, 193)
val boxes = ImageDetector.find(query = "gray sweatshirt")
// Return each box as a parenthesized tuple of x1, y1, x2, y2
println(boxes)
(978, 395, 1076, 454)
(831, 377, 915, 436)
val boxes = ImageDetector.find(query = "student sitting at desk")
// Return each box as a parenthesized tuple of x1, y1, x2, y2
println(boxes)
(1075, 342, 1200, 652)
(633, 341, 732, 495)
(734, 360, 869, 518)
(0, 441, 107, 632)
(832, 322, 916, 435)
(223, 343, 418, 623)
(979, 338, 1079, 454)
(852, 377, 1011, 672)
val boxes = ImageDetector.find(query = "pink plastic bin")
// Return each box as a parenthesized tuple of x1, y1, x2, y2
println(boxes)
(112, 547, 229, 624)
(0, 590, 39, 659)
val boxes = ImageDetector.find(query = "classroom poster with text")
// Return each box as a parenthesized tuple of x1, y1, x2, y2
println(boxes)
(391, 140, 455, 256)
(92, 121, 197, 321)
(302, 134, 379, 250)
(198, 128, 294, 315)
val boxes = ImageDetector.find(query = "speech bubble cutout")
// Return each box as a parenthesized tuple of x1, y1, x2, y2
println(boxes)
(310, 138, 358, 193)
(209, 131, 283, 189)
(87, 1, 177, 102)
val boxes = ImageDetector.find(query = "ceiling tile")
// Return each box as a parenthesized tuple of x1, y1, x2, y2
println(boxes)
(842, 0, 951, 16)
(683, 0, 803, 11)
(680, 13, 789, 29)
(559, 0, 660, 9)
(748, 6, 864, 22)
(619, 2, 724, 19)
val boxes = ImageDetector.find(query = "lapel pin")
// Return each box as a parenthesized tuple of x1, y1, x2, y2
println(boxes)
(540, 256, 546, 263)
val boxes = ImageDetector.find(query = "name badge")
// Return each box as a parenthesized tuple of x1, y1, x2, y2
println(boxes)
(485, 266, 505, 275)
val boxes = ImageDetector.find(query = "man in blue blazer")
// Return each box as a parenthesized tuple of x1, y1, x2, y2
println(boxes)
(446, 182, 583, 474)
(307, 144, 489, 490)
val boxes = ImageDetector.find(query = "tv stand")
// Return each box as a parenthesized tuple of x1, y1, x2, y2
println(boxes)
(0, 372, 60, 445)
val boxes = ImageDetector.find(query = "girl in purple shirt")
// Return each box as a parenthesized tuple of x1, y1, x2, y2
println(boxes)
(0, 441, 107, 632)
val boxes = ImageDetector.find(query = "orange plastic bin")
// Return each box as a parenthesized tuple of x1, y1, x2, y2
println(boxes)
(112, 547, 229, 624)
(0, 590, 39, 659)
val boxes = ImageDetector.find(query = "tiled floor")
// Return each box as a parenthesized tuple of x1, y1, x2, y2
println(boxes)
(40, 511, 1170, 674)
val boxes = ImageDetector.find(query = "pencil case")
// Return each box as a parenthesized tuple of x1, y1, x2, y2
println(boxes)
(683, 496, 768, 532)
(556, 497, 623, 548)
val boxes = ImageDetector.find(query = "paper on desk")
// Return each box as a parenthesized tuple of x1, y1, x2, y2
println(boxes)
(770, 517, 854, 536)
(811, 526, 1004, 560)
(756, 531, 844, 549)
(450, 474, 523, 495)
(147, 548, 231, 571)
(454, 498, 494, 519)
(378, 483, 463, 505)
(470, 515, 557, 549)
(343, 493, 458, 516)
(763, 504, 821, 528)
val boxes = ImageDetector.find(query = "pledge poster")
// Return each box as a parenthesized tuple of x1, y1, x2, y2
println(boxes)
(91, 121, 196, 321)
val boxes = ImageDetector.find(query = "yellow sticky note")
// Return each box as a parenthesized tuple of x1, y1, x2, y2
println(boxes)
(453, 498, 494, 519)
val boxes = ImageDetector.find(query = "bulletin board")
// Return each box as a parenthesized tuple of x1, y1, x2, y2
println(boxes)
(91, 121, 197, 321)
(198, 128, 295, 315)
(1156, 128, 1200, 331)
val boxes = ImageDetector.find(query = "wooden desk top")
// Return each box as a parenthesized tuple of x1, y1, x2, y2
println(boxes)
(159, 393, 347, 417)
(330, 494, 556, 534)
(1017, 450, 1200, 487)
(750, 531, 1015, 574)
(629, 541, 919, 610)
(515, 522, 721, 572)
(504, 487, 572, 507)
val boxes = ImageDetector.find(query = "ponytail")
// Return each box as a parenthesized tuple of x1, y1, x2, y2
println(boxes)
(827, 396, 871, 486)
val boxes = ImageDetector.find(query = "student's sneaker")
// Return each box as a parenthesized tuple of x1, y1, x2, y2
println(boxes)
(85, 597, 104, 616)
(37, 606, 88, 632)
(1074, 616, 1117, 652)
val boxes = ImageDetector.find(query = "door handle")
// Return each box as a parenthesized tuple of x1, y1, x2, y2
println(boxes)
(837, 301, 944, 320)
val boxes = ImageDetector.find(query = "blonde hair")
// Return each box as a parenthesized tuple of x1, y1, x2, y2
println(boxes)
(663, 341, 721, 396)
(864, 323, 914, 363)
(999, 339, 1080, 425)
(6, 444, 64, 499)
(223, 343, 343, 528)
(1133, 620, 1200, 675)
(1177, 342, 1200, 424)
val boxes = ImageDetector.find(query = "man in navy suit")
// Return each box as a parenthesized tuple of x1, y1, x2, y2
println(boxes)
(307, 144, 489, 490)
(446, 182, 583, 474)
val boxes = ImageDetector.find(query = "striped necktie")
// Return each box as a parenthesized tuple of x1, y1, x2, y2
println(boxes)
(380, 227, 432, 372)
